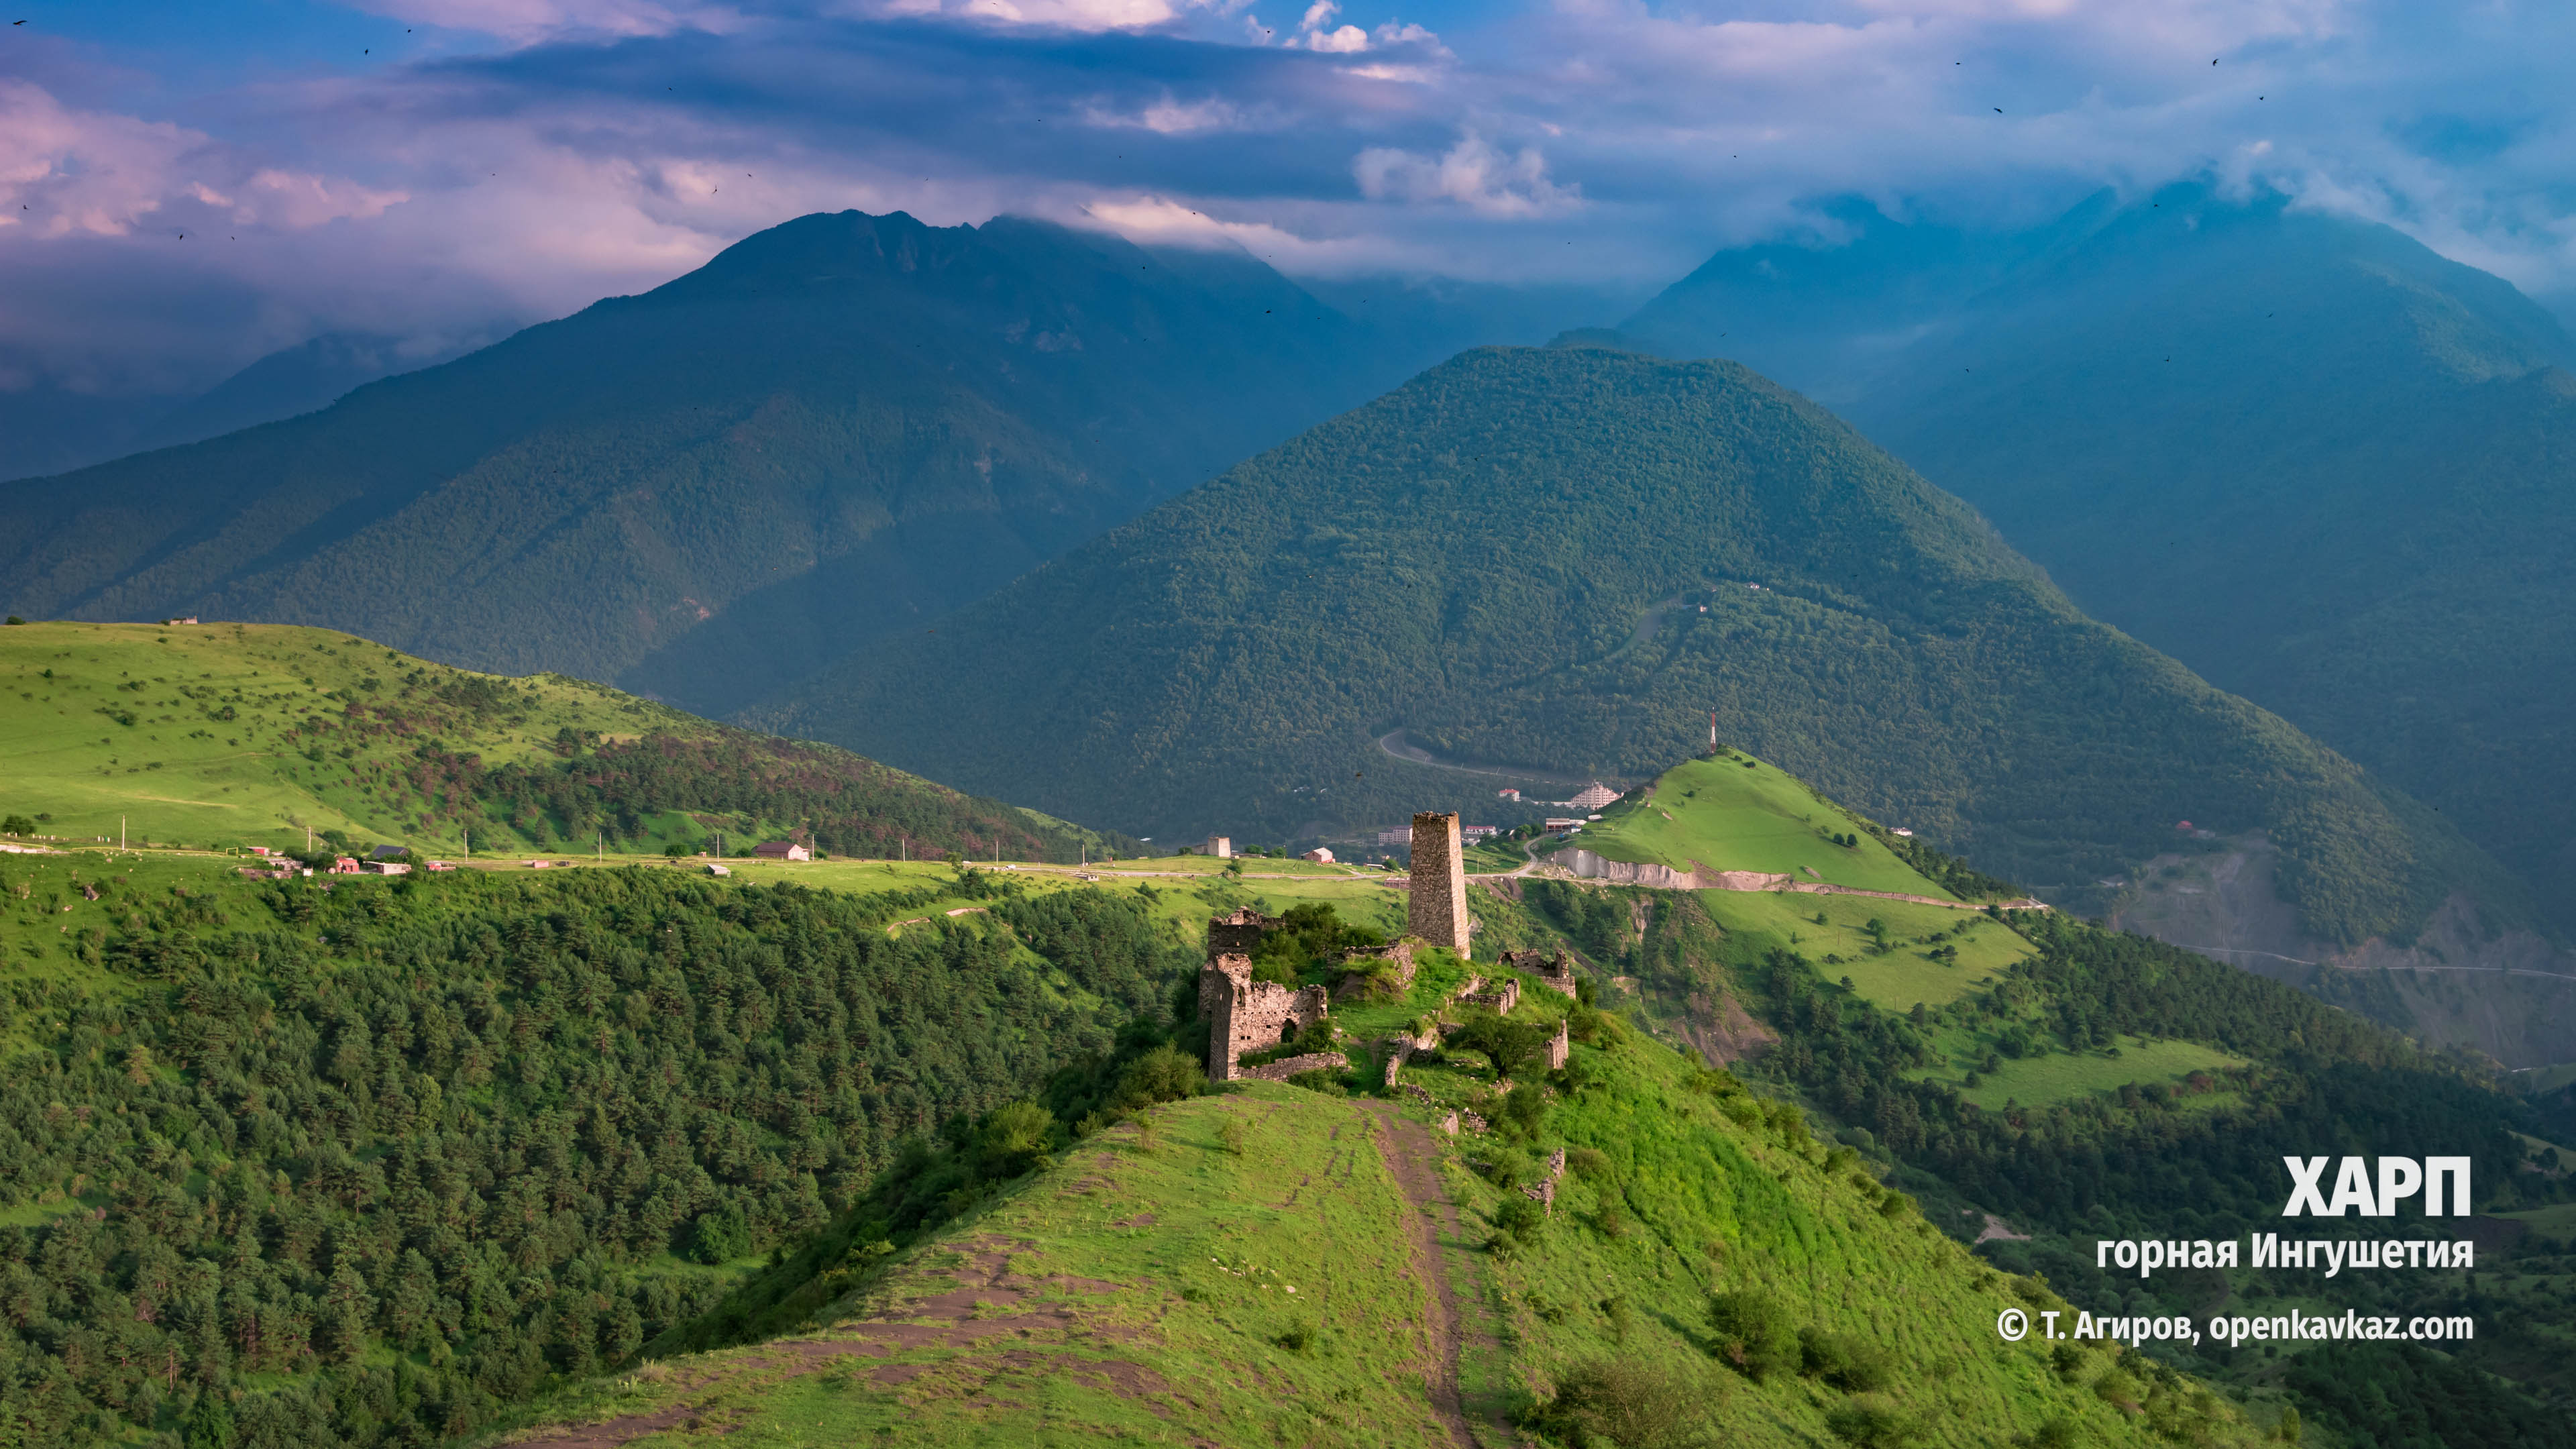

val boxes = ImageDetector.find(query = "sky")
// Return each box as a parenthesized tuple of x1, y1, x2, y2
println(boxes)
(5, 0, 2576, 402)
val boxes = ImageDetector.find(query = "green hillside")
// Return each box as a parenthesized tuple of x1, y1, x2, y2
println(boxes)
(0, 212, 1410, 717)
(8, 761, 2576, 1444)
(497, 1050, 2261, 1448)
(0, 619, 1131, 863)
(766, 343, 2491, 945)
(1560, 752, 2022, 899)
(1627, 182, 2576, 933)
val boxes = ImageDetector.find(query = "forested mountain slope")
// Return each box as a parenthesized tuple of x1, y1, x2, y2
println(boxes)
(0, 211, 1406, 716)
(764, 343, 2498, 945)
(0, 621, 1133, 865)
(1626, 182, 2576, 932)
(0, 854, 1191, 1446)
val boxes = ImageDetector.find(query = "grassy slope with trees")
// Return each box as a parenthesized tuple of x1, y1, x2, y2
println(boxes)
(10, 747, 2576, 1446)
(767, 343, 2491, 944)
(496, 932, 2273, 1448)
(0, 852, 1193, 1448)
(0, 211, 1413, 717)
(0, 621, 1132, 865)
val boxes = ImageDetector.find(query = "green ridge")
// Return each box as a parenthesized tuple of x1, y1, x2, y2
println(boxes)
(769, 343, 2493, 945)
(0, 619, 1130, 863)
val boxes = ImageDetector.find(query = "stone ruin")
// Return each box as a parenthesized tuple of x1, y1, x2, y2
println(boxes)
(1457, 975, 1520, 1015)
(1197, 912, 1336, 1084)
(1500, 947, 1582, 1000)
(1334, 937, 1417, 1000)
(1544, 1020, 1570, 1071)
(1523, 1146, 1569, 1213)
(1409, 812, 1471, 957)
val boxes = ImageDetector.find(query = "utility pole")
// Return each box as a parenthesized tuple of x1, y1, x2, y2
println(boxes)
(122, 816, 127, 852)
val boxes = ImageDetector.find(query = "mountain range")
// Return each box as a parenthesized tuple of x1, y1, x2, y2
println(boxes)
(1627, 182, 2576, 931)
(0, 212, 1487, 717)
(760, 342, 2502, 950)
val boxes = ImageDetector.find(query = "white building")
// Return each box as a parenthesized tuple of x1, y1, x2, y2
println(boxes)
(1303, 847, 1335, 863)
(1201, 835, 1232, 859)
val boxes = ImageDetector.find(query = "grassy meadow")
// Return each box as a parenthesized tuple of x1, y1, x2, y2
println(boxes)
(1544, 754, 1955, 897)
(0, 621, 695, 855)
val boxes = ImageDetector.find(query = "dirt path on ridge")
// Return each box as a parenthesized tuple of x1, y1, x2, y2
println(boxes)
(1362, 1101, 1487, 1449)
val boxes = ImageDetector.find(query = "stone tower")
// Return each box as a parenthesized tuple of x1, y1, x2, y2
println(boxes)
(1409, 811, 1470, 958)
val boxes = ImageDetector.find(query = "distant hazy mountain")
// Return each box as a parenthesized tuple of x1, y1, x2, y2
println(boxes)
(131, 331, 474, 454)
(0, 211, 1442, 715)
(1628, 183, 2576, 930)
(0, 377, 182, 482)
(763, 344, 2502, 946)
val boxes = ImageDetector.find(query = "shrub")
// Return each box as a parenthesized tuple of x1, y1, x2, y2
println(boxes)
(1116, 1045, 1203, 1107)
(1491, 1197, 1547, 1256)
(1705, 1291, 1797, 1381)
(1220, 1118, 1248, 1156)
(1485, 1150, 1536, 1190)
(1284, 1069, 1347, 1096)
(1566, 1147, 1613, 1181)
(1501, 1082, 1548, 1138)
(1798, 1328, 1892, 1392)
(1876, 1191, 1915, 1220)
(688, 1204, 752, 1265)
(1525, 1358, 1723, 1449)
(1275, 1322, 1315, 1354)
(1823, 1396, 1919, 1448)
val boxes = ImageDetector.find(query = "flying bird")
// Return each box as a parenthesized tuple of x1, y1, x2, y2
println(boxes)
(1994, 107, 2002, 113)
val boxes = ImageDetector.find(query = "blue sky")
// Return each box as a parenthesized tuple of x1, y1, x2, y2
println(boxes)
(5, 0, 2575, 397)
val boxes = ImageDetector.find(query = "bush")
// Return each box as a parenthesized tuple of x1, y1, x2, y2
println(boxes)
(1824, 1396, 1919, 1448)
(1706, 1290, 1797, 1381)
(1566, 1146, 1613, 1181)
(688, 1204, 753, 1265)
(1220, 1118, 1248, 1156)
(1276, 1322, 1315, 1354)
(1526, 1358, 1722, 1449)
(1117, 1045, 1203, 1107)
(1491, 1197, 1547, 1256)
(1284, 1068, 1347, 1095)
(1799, 1328, 1893, 1392)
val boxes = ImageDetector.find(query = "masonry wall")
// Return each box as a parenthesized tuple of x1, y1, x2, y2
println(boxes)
(1409, 811, 1470, 957)
(1202, 956, 1330, 1083)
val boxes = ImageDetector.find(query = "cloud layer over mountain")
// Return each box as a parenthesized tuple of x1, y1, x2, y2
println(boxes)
(7, 0, 2576, 407)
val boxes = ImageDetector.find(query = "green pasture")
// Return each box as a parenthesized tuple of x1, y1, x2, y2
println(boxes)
(0, 621, 693, 855)
(1910, 1034, 2248, 1112)
(1697, 890, 2029, 1008)
(1563, 755, 1953, 897)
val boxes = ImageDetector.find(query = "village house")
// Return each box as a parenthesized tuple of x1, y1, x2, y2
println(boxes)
(1303, 847, 1334, 863)
(752, 840, 811, 861)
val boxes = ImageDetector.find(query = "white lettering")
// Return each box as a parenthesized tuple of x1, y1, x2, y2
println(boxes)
(2377, 1157, 2422, 1216)
(2216, 1240, 2239, 1268)
(2327, 1157, 2378, 1217)
(2426, 1157, 2471, 1216)
(2283, 1156, 2331, 1216)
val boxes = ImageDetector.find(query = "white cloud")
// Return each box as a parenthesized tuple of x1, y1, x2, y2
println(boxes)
(1354, 131, 1580, 217)
(0, 81, 405, 239)
(842, 0, 1226, 32)
(1080, 93, 1254, 134)
(345, 0, 751, 45)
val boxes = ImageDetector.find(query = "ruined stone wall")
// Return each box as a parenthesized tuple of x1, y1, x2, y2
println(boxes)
(1333, 938, 1418, 1000)
(1409, 812, 1470, 957)
(1544, 1021, 1570, 1070)
(1238, 1051, 1350, 1083)
(1502, 948, 1580, 999)
(1203, 965, 1330, 1083)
